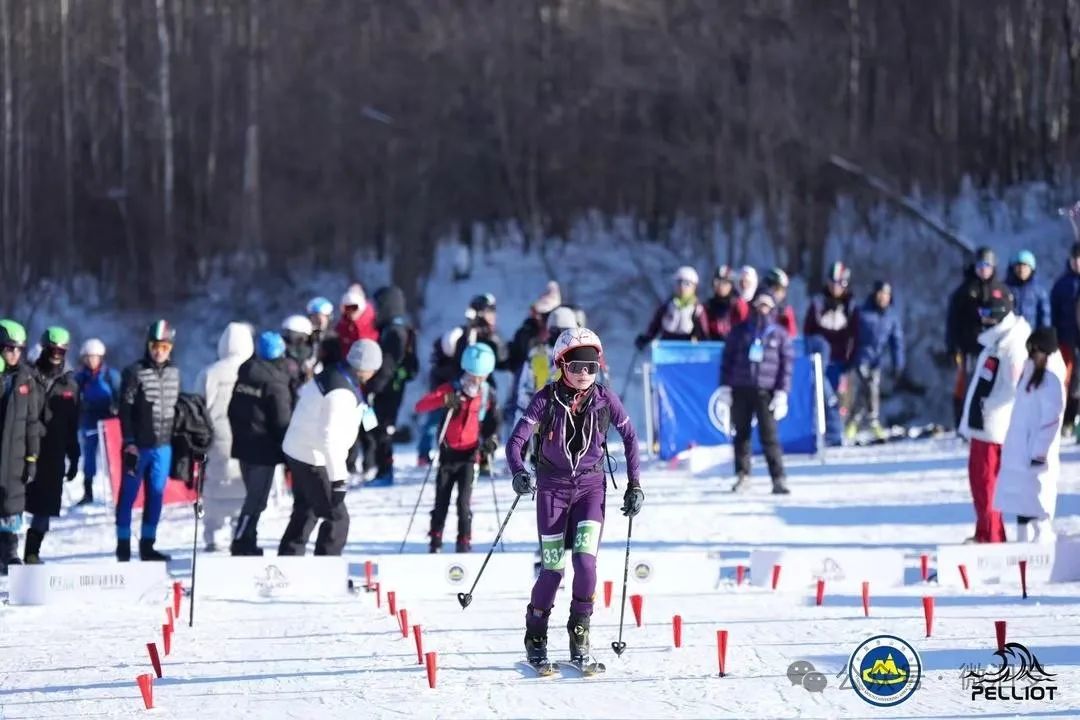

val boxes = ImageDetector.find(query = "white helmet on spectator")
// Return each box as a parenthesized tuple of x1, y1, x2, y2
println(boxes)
(673, 266, 699, 286)
(282, 314, 314, 336)
(80, 338, 106, 357)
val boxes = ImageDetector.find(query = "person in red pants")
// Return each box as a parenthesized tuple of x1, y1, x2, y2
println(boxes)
(959, 286, 1030, 543)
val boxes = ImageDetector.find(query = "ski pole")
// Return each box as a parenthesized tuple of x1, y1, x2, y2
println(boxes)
(610, 514, 633, 656)
(457, 493, 521, 609)
(398, 408, 454, 554)
(483, 449, 505, 552)
(619, 349, 641, 397)
(188, 456, 205, 628)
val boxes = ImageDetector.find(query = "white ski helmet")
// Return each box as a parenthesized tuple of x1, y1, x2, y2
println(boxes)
(440, 326, 464, 357)
(546, 306, 579, 332)
(80, 338, 106, 357)
(281, 314, 314, 336)
(341, 288, 366, 309)
(673, 266, 699, 285)
(552, 327, 603, 363)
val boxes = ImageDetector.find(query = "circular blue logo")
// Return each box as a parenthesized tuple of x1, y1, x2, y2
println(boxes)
(848, 634, 921, 706)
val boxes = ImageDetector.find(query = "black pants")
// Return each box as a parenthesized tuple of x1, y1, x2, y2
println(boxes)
(373, 388, 404, 475)
(278, 458, 350, 556)
(430, 453, 474, 541)
(234, 462, 275, 547)
(731, 387, 785, 481)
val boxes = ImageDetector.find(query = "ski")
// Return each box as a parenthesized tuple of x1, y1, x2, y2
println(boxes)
(525, 660, 559, 677)
(564, 658, 606, 676)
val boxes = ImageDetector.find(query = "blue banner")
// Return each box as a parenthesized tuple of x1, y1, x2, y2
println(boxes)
(651, 340, 818, 459)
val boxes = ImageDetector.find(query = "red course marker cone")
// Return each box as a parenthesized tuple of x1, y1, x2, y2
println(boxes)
(166, 606, 174, 633)
(425, 651, 438, 689)
(672, 615, 682, 648)
(716, 629, 728, 677)
(861, 581, 870, 617)
(413, 624, 424, 665)
(771, 564, 781, 590)
(630, 594, 643, 627)
(995, 620, 1006, 652)
(172, 581, 182, 617)
(162, 624, 172, 656)
(375, 582, 381, 608)
(364, 560, 374, 591)
(603, 580, 613, 609)
(399, 609, 409, 638)
(146, 642, 162, 679)
(920, 554, 929, 582)
(1019, 559, 1028, 599)
(815, 578, 825, 607)
(388, 591, 397, 617)
(958, 564, 970, 590)
(136, 673, 154, 709)
(922, 597, 934, 638)
(736, 564, 745, 586)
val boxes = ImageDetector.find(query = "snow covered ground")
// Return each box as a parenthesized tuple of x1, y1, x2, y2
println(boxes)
(2, 437, 1079, 719)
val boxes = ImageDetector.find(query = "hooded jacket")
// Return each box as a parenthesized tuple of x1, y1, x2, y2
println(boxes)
(1049, 262, 1080, 346)
(854, 294, 905, 371)
(0, 363, 43, 516)
(947, 265, 999, 356)
(194, 323, 254, 499)
(959, 313, 1032, 444)
(335, 302, 379, 356)
(366, 287, 410, 396)
(120, 351, 181, 449)
(26, 360, 80, 517)
(74, 363, 121, 429)
(1006, 267, 1051, 331)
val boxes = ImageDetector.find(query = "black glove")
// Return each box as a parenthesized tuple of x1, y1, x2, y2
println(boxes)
(481, 436, 498, 457)
(512, 471, 534, 496)
(1030, 456, 1048, 467)
(331, 480, 347, 505)
(621, 486, 644, 517)
(444, 392, 463, 412)
(634, 334, 650, 351)
(123, 447, 138, 474)
(65, 461, 78, 482)
(22, 460, 37, 486)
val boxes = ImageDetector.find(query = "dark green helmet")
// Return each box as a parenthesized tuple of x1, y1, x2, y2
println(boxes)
(41, 326, 71, 350)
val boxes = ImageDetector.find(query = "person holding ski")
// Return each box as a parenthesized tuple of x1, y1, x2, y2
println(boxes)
(24, 328, 80, 564)
(959, 286, 1030, 543)
(848, 281, 905, 441)
(996, 327, 1066, 544)
(635, 266, 709, 349)
(720, 292, 794, 494)
(228, 331, 293, 556)
(117, 320, 181, 562)
(279, 338, 382, 556)
(506, 327, 643, 671)
(704, 265, 748, 341)
(414, 343, 500, 553)
(0, 320, 43, 574)
(72, 338, 121, 506)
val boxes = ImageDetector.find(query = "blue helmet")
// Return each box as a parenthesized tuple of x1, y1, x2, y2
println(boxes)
(460, 343, 496, 376)
(1012, 250, 1036, 270)
(306, 296, 333, 316)
(257, 331, 286, 361)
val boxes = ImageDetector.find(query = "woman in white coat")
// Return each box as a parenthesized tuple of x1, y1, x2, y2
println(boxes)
(195, 323, 254, 551)
(996, 327, 1066, 543)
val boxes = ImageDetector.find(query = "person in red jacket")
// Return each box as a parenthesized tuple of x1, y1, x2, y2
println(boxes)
(763, 267, 798, 337)
(705, 265, 748, 341)
(414, 343, 499, 553)
(335, 285, 379, 355)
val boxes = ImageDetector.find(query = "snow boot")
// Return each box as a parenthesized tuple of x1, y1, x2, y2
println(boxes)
(76, 492, 93, 507)
(844, 421, 859, 441)
(455, 535, 471, 553)
(0, 531, 20, 574)
(525, 632, 549, 664)
(231, 514, 264, 556)
(567, 611, 592, 664)
(23, 528, 44, 564)
(771, 476, 791, 495)
(730, 474, 751, 493)
(116, 538, 131, 562)
(366, 467, 394, 487)
(870, 421, 887, 441)
(429, 531, 443, 554)
(139, 538, 171, 562)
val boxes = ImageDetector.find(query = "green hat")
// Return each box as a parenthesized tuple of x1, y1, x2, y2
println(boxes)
(0, 319, 28, 348)
(41, 326, 71, 350)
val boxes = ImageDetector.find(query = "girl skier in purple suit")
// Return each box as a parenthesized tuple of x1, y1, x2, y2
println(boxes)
(505, 327, 644, 669)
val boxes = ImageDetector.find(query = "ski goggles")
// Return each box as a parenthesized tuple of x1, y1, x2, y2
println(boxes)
(148, 341, 173, 353)
(564, 360, 600, 376)
(1, 344, 22, 353)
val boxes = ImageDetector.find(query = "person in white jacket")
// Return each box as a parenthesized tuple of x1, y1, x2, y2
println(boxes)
(194, 323, 254, 552)
(959, 286, 1031, 543)
(279, 338, 382, 556)
(996, 327, 1066, 543)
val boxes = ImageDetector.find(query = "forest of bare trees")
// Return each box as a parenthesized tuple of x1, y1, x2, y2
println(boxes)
(1, 0, 1079, 308)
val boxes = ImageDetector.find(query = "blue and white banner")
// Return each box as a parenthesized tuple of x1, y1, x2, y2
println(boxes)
(650, 340, 820, 459)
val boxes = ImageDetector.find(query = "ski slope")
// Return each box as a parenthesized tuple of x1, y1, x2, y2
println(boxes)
(2, 437, 1079, 719)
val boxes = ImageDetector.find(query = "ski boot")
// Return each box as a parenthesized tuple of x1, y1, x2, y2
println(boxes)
(429, 531, 443, 554)
(139, 538, 171, 562)
(76, 492, 93, 507)
(730, 474, 751, 493)
(365, 467, 392, 487)
(116, 538, 131, 562)
(23, 528, 44, 564)
(455, 535, 471, 553)
(771, 476, 791, 495)
(869, 421, 887, 442)
(524, 604, 557, 675)
(567, 611, 605, 675)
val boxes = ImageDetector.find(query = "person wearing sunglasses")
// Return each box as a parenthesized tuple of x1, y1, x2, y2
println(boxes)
(116, 320, 181, 562)
(996, 327, 1066, 544)
(947, 246, 1000, 427)
(958, 288, 1030, 543)
(721, 292, 794, 495)
(506, 327, 642, 671)
(635, 266, 709, 350)
(23, 328, 80, 564)
(0, 319, 43, 575)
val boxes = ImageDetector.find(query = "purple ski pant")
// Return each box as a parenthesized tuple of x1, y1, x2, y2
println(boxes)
(526, 481, 606, 635)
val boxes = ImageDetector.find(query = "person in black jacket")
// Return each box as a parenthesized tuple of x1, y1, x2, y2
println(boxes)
(24, 328, 80, 564)
(0, 320, 43, 574)
(228, 331, 293, 556)
(453, 294, 510, 371)
(363, 286, 413, 487)
(946, 247, 999, 427)
(117, 320, 181, 562)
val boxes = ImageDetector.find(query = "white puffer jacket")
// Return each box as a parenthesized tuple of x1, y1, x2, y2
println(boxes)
(195, 323, 254, 500)
(995, 352, 1066, 520)
(959, 313, 1031, 444)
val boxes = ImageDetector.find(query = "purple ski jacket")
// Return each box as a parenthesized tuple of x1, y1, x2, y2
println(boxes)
(506, 382, 641, 490)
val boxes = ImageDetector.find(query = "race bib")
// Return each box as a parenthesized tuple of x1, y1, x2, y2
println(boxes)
(361, 407, 378, 432)
(748, 339, 765, 364)
(572, 520, 602, 556)
(540, 533, 567, 570)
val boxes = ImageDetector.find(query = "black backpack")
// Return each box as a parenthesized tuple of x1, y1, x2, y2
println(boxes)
(170, 393, 215, 488)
